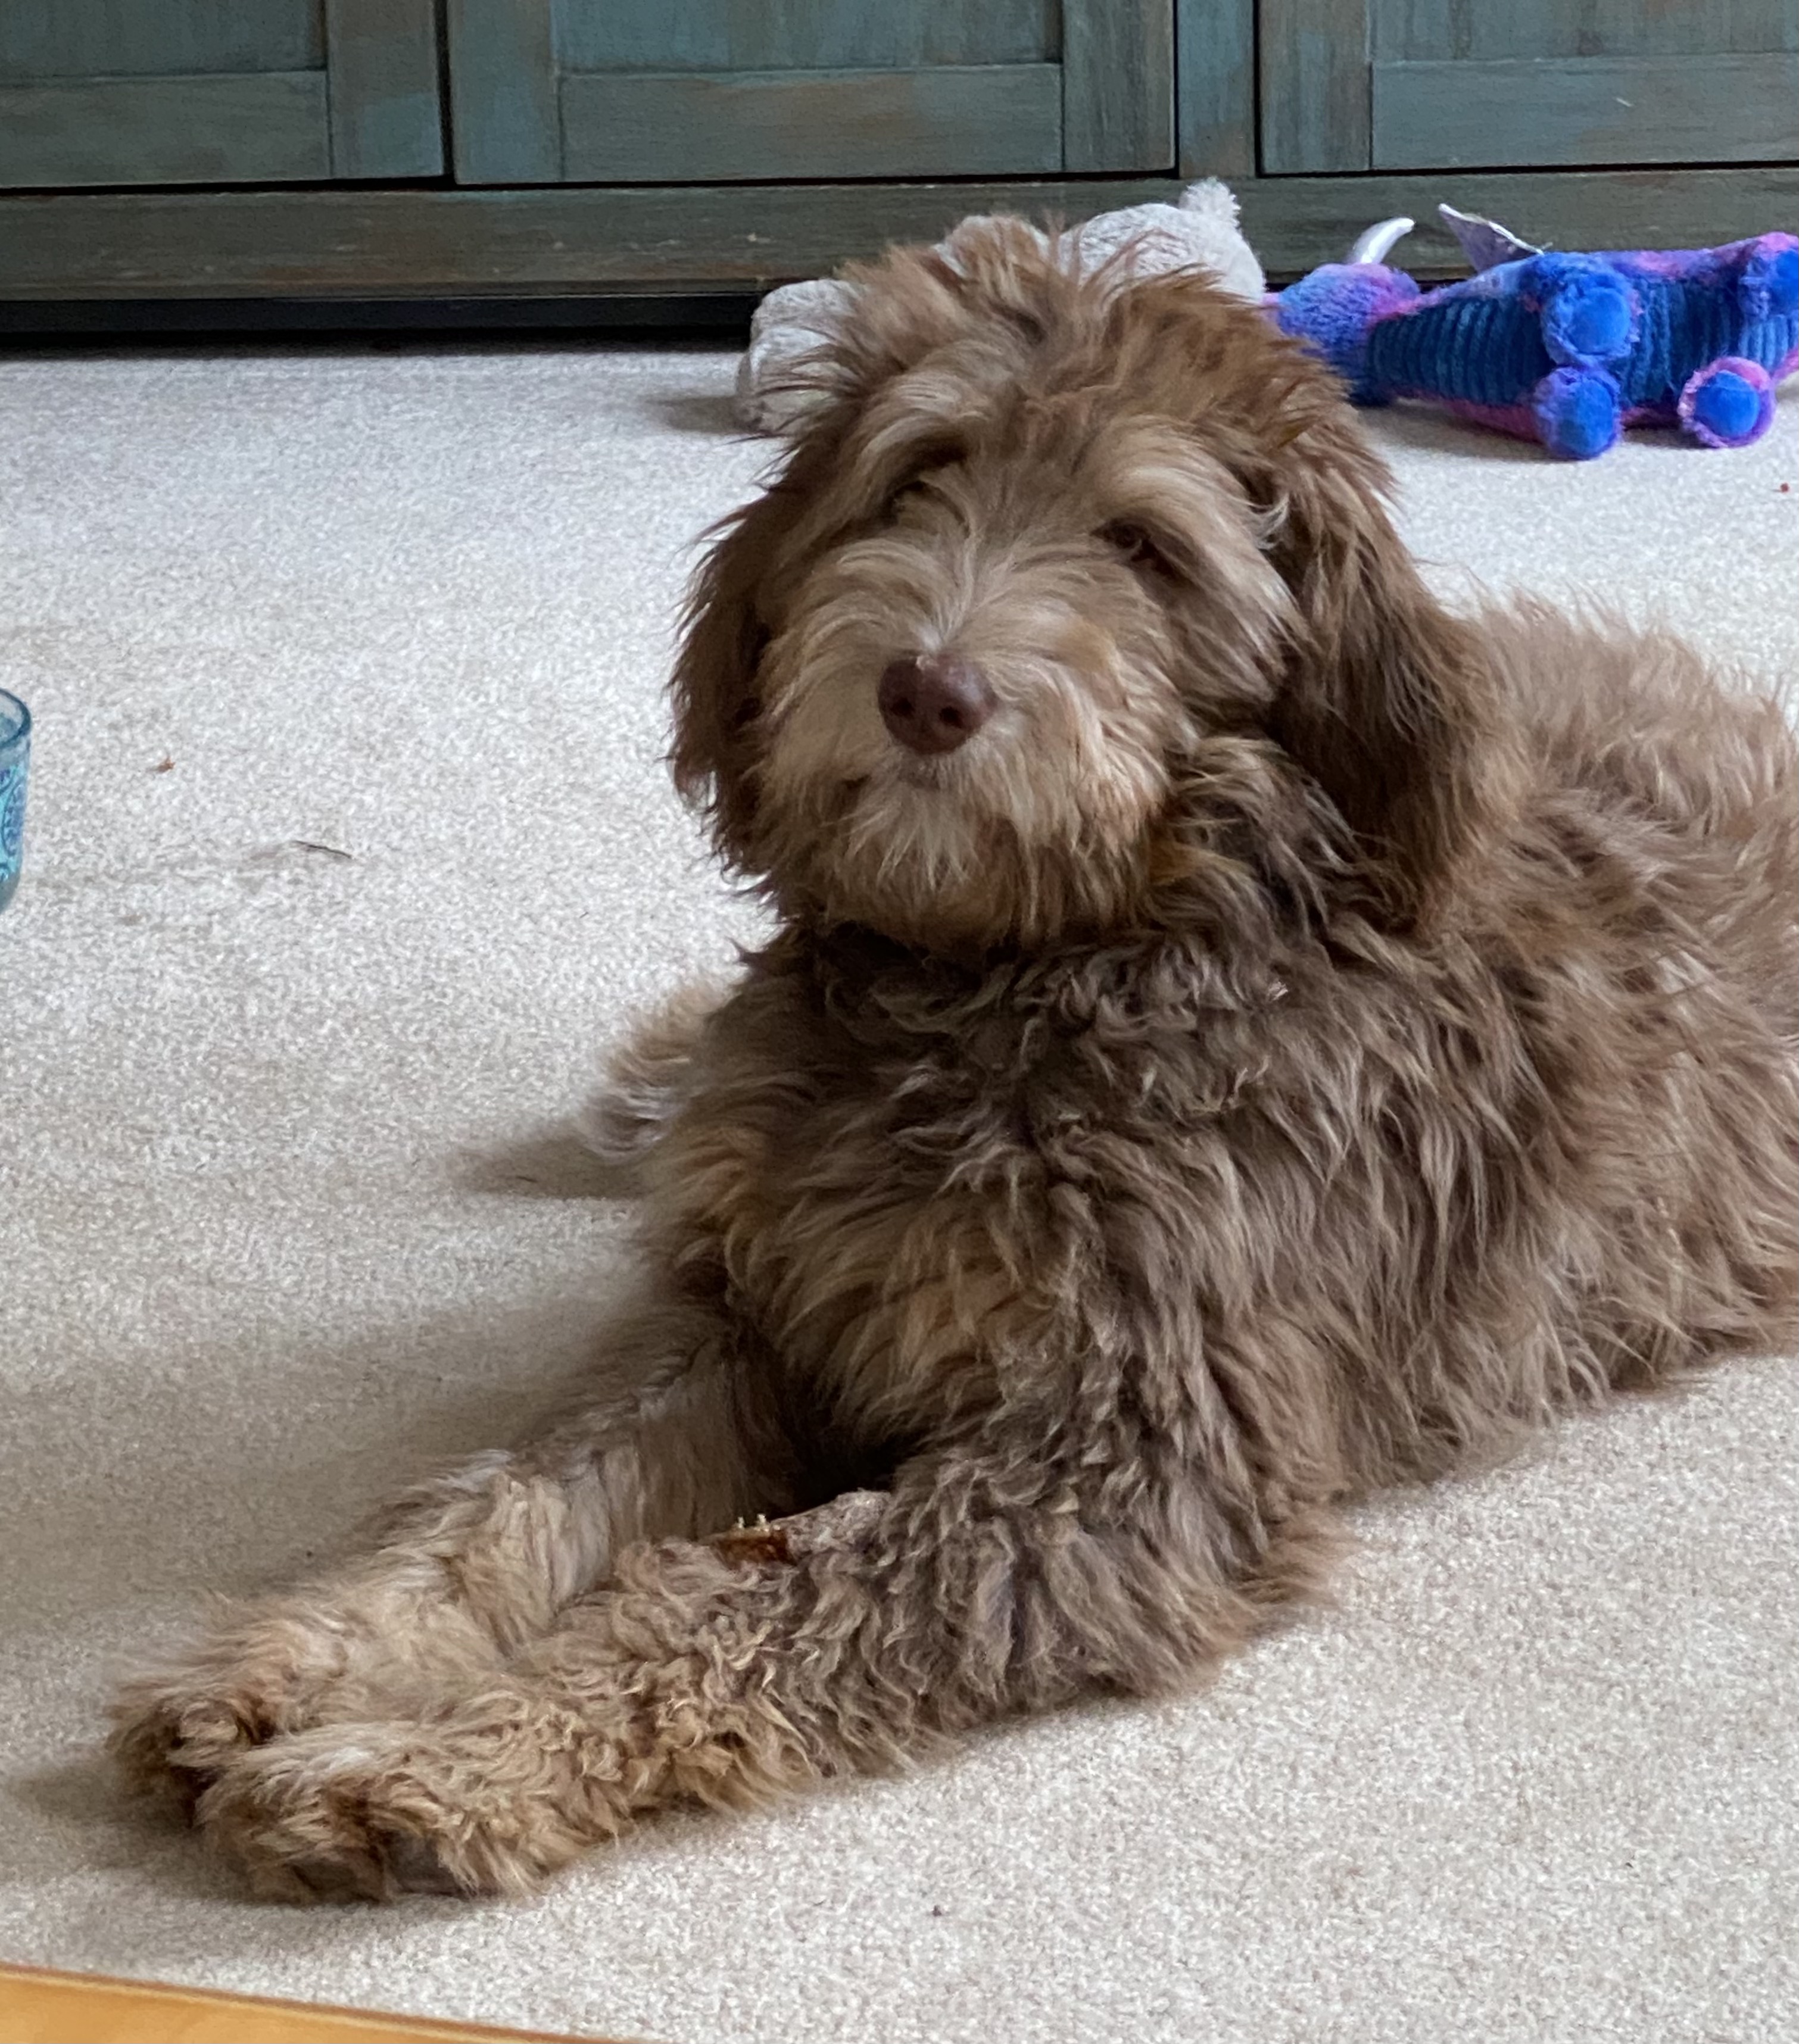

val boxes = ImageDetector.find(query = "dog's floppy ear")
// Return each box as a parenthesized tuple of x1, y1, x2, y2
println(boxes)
(1101, 271, 1508, 926)
(668, 463, 807, 869)
(1252, 384, 1508, 928)
(671, 386, 889, 869)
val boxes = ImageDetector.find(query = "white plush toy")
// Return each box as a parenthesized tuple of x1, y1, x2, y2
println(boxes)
(735, 179, 1266, 435)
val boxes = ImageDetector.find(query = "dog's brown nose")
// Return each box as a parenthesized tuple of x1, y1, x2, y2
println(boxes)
(877, 654, 996, 756)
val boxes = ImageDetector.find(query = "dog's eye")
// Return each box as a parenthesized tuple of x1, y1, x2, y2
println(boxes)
(881, 472, 943, 522)
(1100, 522, 1174, 576)
(878, 450, 962, 522)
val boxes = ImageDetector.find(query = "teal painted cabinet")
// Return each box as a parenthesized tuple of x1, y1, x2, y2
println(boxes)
(0, 0, 1794, 305)
(1262, 0, 1799, 174)
(0, 0, 442, 187)
(445, 0, 1175, 183)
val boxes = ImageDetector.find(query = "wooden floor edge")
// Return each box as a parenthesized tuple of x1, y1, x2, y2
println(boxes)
(0, 1961, 630, 2044)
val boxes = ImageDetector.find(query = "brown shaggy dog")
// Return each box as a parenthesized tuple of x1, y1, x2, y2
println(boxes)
(112, 221, 1798, 1902)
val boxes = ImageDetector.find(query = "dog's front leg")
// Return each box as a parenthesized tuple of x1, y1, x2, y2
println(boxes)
(110, 1294, 797, 1813)
(194, 1394, 1328, 1899)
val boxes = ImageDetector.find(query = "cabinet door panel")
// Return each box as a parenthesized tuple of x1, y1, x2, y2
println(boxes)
(0, 74, 329, 186)
(1259, 0, 1371, 176)
(1373, 0, 1797, 63)
(0, 0, 323, 76)
(560, 68, 1062, 183)
(1262, 0, 1799, 174)
(558, 1, 1057, 70)
(0, 0, 441, 189)
(1064, 1, 1176, 171)
(448, 0, 1173, 185)
(1374, 53, 1799, 170)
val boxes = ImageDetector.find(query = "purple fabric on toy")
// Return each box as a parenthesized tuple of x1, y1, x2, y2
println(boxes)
(1265, 263, 1420, 402)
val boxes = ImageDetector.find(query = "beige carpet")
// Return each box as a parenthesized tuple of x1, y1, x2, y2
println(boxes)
(1, 341, 1794, 2044)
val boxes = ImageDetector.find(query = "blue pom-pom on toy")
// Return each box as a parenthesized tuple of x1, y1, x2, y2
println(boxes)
(1527, 257, 1638, 369)
(1533, 368, 1624, 458)
(1738, 238, 1798, 323)
(1680, 357, 1776, 448)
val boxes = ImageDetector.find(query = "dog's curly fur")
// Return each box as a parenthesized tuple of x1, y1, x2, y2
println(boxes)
(111, 221, 1798, 1902)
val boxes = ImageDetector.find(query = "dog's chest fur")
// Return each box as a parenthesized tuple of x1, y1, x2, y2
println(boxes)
(644, 934, 1272, 1439)
(647, 979, 1040, 1434)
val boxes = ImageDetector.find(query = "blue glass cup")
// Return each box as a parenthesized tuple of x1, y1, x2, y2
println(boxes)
(0, 689, 30, 912)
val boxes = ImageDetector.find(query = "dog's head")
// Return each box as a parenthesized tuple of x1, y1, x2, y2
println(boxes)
(673, 220, 1502, 953)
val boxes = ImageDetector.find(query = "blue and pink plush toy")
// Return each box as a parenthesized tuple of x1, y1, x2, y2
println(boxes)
(1273, 207, 1798, 458)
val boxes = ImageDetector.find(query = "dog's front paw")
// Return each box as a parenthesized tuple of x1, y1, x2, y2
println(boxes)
(111, 1652, 301, 1811)
(196, 1710, 628, 1903)
(194, 1728, 473, 1902)
(109, 1606, 367, 1808)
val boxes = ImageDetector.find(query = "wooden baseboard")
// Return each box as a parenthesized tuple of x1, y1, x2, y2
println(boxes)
(0, 166, 1791, 307)
(0, 1963, 614, 2044)
(0, 292, 757, 339)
